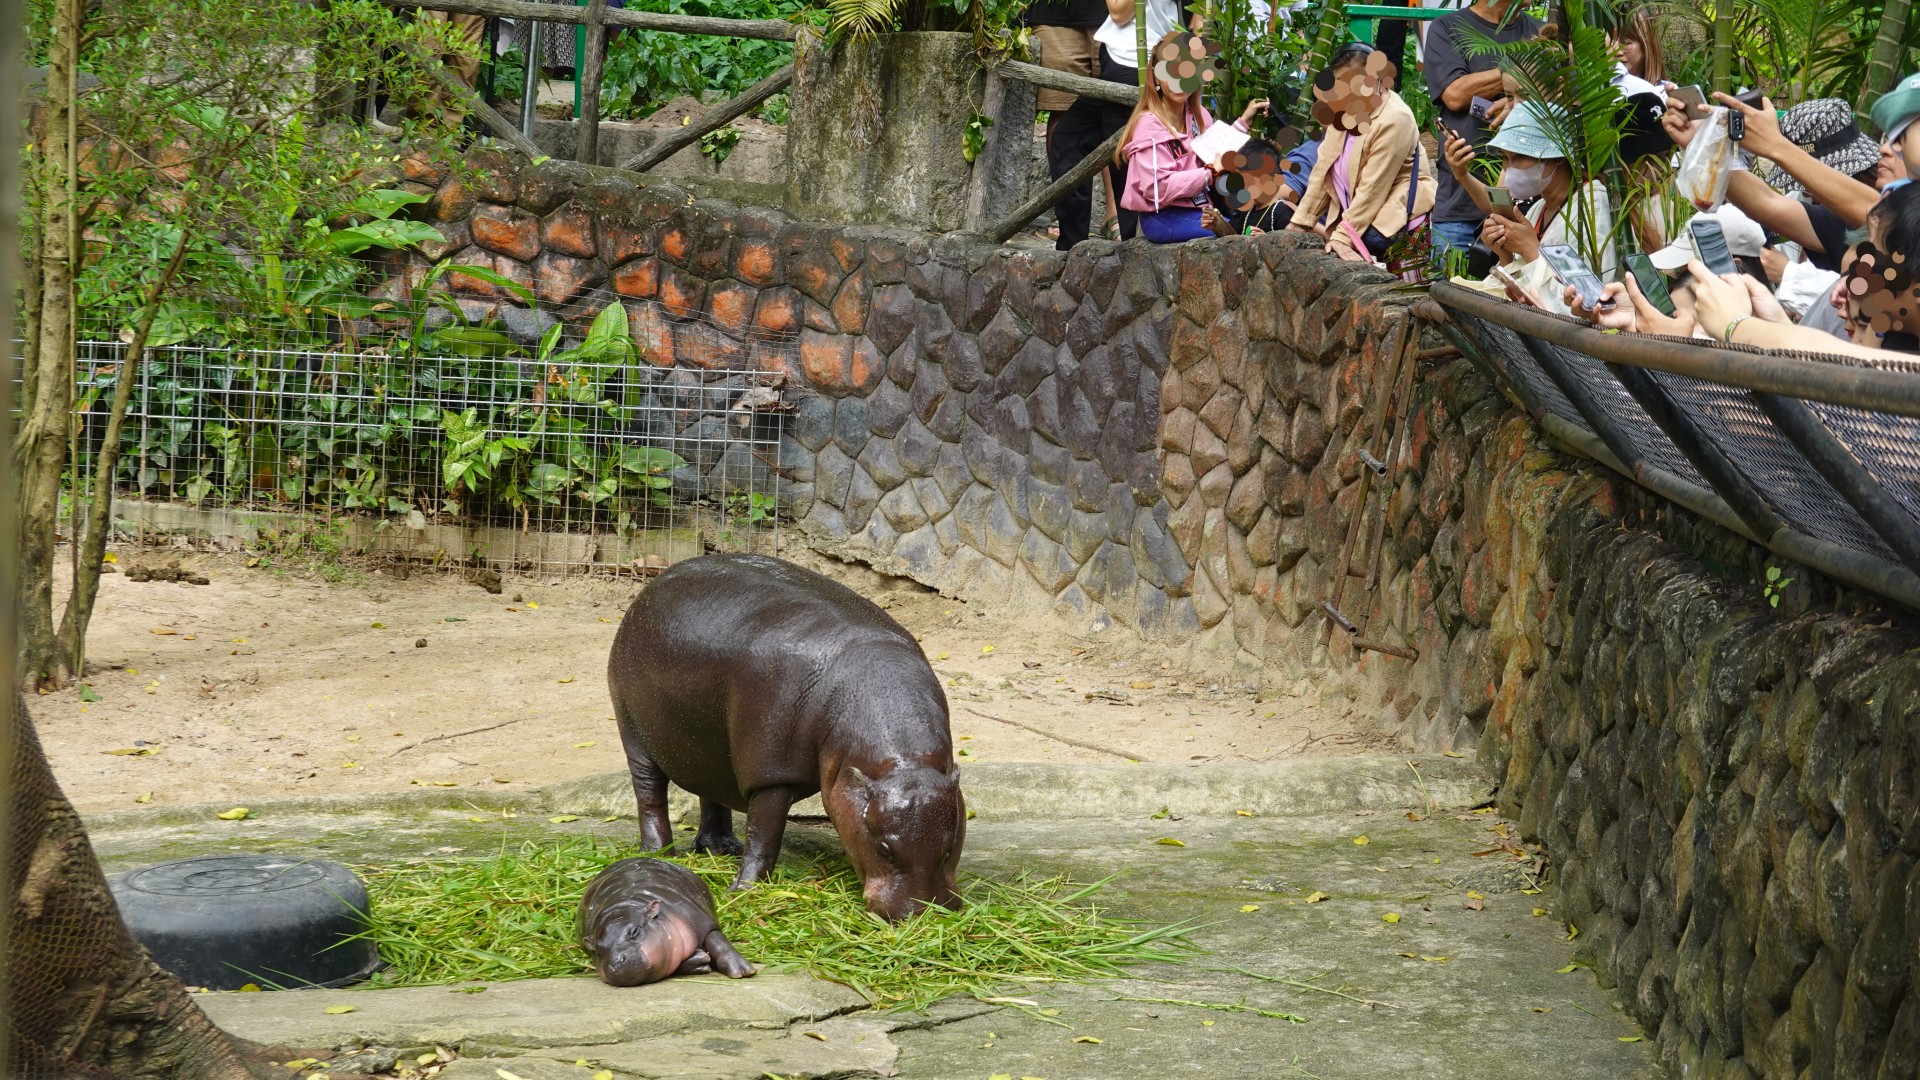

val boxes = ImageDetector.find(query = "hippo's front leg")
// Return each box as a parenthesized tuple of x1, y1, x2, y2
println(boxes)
(733, 785, 796, 888)
(704, 929, 756, 978)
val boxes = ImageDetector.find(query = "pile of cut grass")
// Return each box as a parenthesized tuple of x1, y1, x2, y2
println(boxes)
(351, 837, 1195, 1009)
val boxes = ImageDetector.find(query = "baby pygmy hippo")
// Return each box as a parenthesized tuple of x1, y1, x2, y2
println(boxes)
(577, 857, 755, 986)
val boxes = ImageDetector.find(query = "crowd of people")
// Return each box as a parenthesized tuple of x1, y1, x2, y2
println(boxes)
(1022, 0, 1920, 362)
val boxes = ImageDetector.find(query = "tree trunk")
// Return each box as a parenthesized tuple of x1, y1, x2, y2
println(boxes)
(1860, 0, 1913, 113)
(52, 235, 192, 681)
(3, 698, 288, 1078)
(17, 0, 82, 692)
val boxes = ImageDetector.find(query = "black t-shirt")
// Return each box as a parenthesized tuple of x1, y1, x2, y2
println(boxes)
(1024, 0, 1108, 27)
(1424, 6, 1544, 224)
(1803, 201, 1851, 273)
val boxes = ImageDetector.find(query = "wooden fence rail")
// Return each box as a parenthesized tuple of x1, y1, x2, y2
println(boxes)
(381, 0, 799, 42)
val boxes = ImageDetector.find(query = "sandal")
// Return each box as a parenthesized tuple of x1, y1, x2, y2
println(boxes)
(1103, 219, 1123, 241)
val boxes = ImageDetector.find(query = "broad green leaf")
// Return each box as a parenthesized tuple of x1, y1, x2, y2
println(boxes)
(440, 262, 535, 304)
(616, 445, 686, 475)
(435, 327, 524, 359)
(348, 188, 431, 221)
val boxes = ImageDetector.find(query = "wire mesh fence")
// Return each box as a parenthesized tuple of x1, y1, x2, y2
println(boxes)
(1440, 288, 1920, 610)
(69, 291, 794, 573)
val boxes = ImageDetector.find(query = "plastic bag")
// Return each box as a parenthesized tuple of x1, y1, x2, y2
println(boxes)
(1676, 107, 1734, 212)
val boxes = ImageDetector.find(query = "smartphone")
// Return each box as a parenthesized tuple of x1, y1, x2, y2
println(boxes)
(1433, 119, 1454, 144)
(1673, 84, 1711, 121)
(1489, 265, 1538, 306)
(1734, 88, 1767, 109)
(1470, 95, 1496, 122)
(1541, 244, 1610, 310)
(1487, 185, 1526, 223)
(1624, 253, 1676, 316)
(1689, 217, 1739, 277)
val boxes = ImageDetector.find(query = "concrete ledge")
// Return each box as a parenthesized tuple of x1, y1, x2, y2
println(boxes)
(85, 756, 1492, 837)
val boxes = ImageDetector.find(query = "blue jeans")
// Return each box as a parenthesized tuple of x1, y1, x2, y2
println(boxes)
(1139, 207, 1213, 244)
(1431, 220, 1480, 255)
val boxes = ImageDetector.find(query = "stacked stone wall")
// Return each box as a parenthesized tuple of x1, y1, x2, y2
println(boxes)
(382, 149, 1920, 1077)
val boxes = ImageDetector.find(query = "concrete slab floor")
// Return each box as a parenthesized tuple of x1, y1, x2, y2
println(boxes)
(98, 781, 1655, 1079)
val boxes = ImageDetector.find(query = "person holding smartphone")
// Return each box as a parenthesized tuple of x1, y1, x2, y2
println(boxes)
(1437, 100, 1613, 315)
(1421, 0, 1542, 256)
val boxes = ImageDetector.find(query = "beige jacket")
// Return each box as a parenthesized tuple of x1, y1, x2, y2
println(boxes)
(1294, 91, 1438, 252)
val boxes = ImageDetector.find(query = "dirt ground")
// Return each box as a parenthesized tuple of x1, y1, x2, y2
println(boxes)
(34, 541, 1382, 814)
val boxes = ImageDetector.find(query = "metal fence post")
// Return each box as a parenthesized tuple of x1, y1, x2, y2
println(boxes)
(520, 19, 541, 142)
(1749, 391, 1920, 576)
(1606, 363, 1788, 542)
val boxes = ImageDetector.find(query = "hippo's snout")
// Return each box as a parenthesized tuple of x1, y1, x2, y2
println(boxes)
(863, 873, 962, 923)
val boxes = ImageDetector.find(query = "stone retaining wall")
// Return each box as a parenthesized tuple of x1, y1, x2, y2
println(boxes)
(380, 149, 1920, 1077)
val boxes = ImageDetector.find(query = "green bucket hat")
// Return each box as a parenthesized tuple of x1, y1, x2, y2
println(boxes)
(1871, 71, 1920, 144)
(1486, 101, 1569, 160)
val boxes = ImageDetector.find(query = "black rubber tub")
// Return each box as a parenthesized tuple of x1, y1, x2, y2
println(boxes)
(109, 854, 383, 990)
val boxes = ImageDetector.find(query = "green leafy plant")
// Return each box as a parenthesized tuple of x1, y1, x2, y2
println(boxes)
(961, 111, 994, 163)
(1763, 565, 1795, 607)
(599, 0, 820, 120)
(699, 124, 745, 164)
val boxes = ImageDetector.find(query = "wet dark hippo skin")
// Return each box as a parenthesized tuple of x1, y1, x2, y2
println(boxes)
(608, 553, 965, 921)
(578, 857, 754, 986)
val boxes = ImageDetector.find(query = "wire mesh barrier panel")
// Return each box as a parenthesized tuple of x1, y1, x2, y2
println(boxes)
(1438, 291, 1920, 604)
(70, 297, 792, 573)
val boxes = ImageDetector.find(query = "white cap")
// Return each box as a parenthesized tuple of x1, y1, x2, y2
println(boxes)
(1649, 204, 1768, 270)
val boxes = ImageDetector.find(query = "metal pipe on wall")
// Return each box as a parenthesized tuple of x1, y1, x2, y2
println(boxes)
(519, 20, 541, 143)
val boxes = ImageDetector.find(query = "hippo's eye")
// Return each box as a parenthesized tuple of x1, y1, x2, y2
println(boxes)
(877, 841, 896, 862)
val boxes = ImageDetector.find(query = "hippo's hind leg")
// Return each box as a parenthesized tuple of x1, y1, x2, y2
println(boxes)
(703, 929, 756, 978)
(692, 799, 743, 856)
(618, 709, 675, 852)
(733, 786, 796, 888)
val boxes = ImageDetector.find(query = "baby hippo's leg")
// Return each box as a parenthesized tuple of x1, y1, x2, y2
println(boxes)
(673, 950, 712, 976)
(704, 929, 756, 978)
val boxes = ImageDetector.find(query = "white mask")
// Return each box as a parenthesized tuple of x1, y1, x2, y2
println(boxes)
(1505, 162, 1550, 200)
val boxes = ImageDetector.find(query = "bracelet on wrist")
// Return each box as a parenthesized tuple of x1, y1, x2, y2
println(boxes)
(1722, 314, 1750, 343)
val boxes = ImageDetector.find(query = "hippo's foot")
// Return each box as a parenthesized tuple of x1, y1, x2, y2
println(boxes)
(692, 832, 743, 857)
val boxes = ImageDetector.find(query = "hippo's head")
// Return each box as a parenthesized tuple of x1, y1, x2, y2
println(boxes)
(584, 898, 699, 987)
(828, 759, 966, 922)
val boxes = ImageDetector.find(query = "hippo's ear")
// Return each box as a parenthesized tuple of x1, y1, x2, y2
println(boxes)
(644, 899, 663, 921)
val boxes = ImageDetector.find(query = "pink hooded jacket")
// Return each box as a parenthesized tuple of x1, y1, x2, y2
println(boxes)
(1120, 108, 1249, 214)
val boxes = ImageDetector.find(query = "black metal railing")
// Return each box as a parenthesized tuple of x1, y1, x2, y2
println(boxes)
(1427, 282, 1920, 612)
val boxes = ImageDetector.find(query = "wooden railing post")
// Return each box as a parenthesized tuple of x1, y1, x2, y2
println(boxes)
(617, 64, 794, 173)
(577, 0, 607, 164)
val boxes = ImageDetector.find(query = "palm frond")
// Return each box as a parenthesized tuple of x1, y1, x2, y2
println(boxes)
(825, 0, 898, 41)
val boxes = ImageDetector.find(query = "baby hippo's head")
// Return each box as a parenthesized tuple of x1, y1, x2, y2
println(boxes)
(829, 759, 966, 922)
(582, 897, 700, 987)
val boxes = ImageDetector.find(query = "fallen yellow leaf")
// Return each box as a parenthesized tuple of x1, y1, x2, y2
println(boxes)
(1381, 912, 1401, 924)
(345, 735, 361, 742)
(1153, 837, 1186, 847)
(1533, 1007, 1552, 1013)
(803, 1031, 826, 1041)
(1419, 956, 1451, 963)
(419, 1052, 440, 1066)
(1239, 904, 1260, 913)
(134, 791, 152, 804)
(527, 602, 540, 609)
(937, 652, 950, 660)
(594, 1072, 614, 1080)
(1532, 907, 1547, 917)
(573, 741, 596, 748)
(216, 807, 252, 821)
(1618, 1036, 1643, 1043)
(1201, 1020, 1214, 1027)
(558, 675, 575, 684)
(103, 747, 157, 756)
(370, 622, 386, 629)
(1466, 891, 1485, 900)
(982, 644, 995, 654)
(496, 1070, 529, 1080)
(150, 627, 178, 636)
(1235, 809, 1253, 817)
(550, 815, 580, 823)
(238, 983, 261, 992)
(341, 761, 360, 769)
(1353, 836, 1370, 846)
(1129, 680, 1154, 689)
(1073, 1036, 1103, 1043)
(1304, 891, 1329, 904)
(323, 1005, 356, 1014)
(1567, 924, 1580, 941)
(103, 552, 117, 563)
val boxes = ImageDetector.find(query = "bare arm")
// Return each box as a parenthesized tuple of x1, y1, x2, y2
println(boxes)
(1439, 69, 1505, 112)
(1726, 171, 1821, 252)
(1719, 94, 1879, 228)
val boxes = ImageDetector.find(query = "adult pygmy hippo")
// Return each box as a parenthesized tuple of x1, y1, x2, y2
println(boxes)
(608, 553, 965, 921)
(578, 857, 754, 986)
